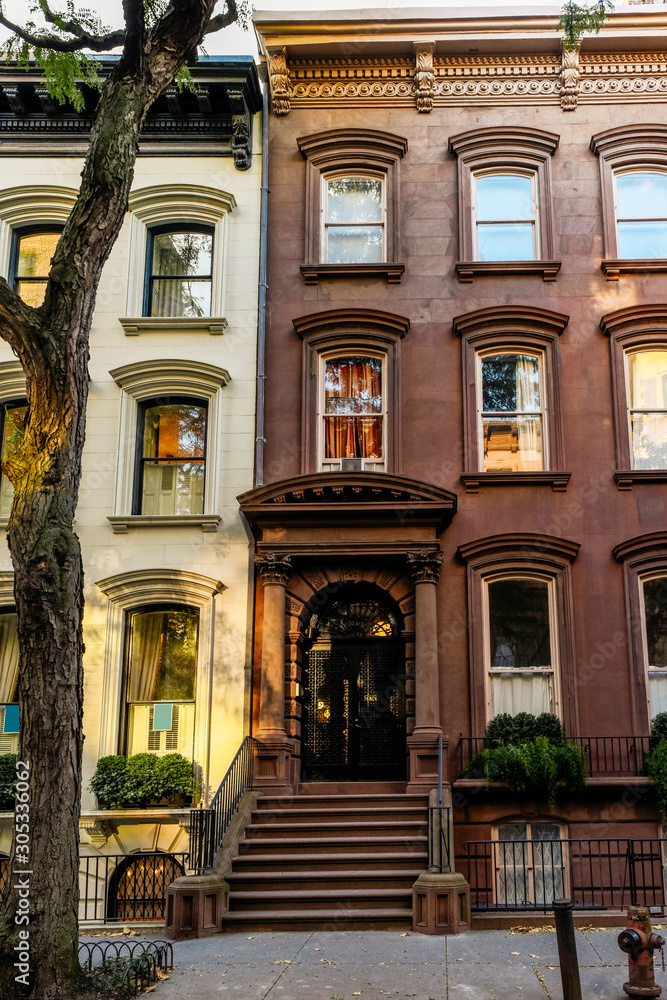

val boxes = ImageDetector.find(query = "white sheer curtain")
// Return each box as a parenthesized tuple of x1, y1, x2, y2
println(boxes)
(0, 613, 18, 703)
(650, 673, 667, 718)
(491, 672, 553, 716)
(515, 356, 541, 469)
(128, 613, 164, 702)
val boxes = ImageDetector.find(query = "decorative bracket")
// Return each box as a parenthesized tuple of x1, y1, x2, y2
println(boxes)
(80, 819, 115, 848)
(226, 86, 253, 171)
(414, 42, 436, 113)
(268, 48, 291, 116)
(559, 45, 580, 111)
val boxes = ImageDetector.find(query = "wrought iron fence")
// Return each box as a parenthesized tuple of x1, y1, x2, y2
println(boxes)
(190, 735, 257, 874)
(78, 939, 173, 994)
(458, 735, 651, 779)
(428, 805, 451, 872)
(79, 852, 188, 924)
(0, 854, 8, 901)
(462, 838, 666, 912)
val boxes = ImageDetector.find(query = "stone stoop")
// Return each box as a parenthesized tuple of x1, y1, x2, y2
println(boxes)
(222, 793, 430, 930)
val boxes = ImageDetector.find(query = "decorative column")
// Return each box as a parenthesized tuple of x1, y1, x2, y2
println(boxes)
(406, 549, 446, 790)
(254, 553, 294, 793)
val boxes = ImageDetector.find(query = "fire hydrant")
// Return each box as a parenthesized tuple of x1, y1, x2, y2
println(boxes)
(618, 904, 665, 998)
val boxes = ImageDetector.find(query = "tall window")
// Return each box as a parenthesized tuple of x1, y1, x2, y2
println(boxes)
(323, 176, 385, 264)
(626, 350, 667, 469)
(479, 352, 545, 472)
(145, 226, 213, 318)
(11, 227, 61, 307)
(473, 172, 537, 261)
(0, 400, 27, 518)
(615, 171, 667, 259)
(134, 398, 207, 515)
(487, 577, 556, 718)
(124, 606, 198, 758)
(0, 610, 19, 753)
(321, 355, 385, 472)
(644, 577, 667, 718)
(495, 821, 564, 907)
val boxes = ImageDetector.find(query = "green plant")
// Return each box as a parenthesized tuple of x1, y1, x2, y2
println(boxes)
(558, 0, 613, 52)
(0, 753, 17, 810)
(650, 712, 667, 749)
(646, 741, 667, 818)
(89, 752, 199, 809)
(469, 713, 585, 807)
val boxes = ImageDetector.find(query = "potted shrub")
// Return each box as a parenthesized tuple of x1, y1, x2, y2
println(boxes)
(90, 752, 200, 809)
(0, 753, 17, 810)
(644, 712, 667, 817)
(467, 712, 586, 808)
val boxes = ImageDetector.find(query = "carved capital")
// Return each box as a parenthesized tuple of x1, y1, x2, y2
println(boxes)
(268, 48, 291, 116)
(414, 42, 435, 113)
(559, 46, 580, 111)
(407, 550, 443, 585)
(257, 553, 292, 586)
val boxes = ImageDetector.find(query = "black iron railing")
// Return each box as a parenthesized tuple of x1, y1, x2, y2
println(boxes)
(78, 939, 173, 994)
(458, 735, 652, 779)
(428, 805, 451, 872)
(462, 838, 665, 912)
(79, 851, 188, 924)
(190, 735, 257, 875)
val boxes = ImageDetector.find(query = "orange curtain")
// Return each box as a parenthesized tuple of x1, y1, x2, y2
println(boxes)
(325, 359, 382, 459)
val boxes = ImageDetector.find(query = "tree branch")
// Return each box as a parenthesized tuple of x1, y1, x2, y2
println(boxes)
(0, 9, 125, 52)
(205, 0, 239, 35)
(0, 278, 46, 358)
(121, 0, 146, 74)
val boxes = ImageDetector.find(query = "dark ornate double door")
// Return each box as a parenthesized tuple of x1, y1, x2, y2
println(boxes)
(302, 637, 406, 781)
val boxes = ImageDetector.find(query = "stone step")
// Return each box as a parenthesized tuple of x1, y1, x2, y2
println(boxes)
(236, 835, 428, 856)
(255, 794, 429, 811)
(231, 852, 427, 873)
(251, 806, 428, 824)
(220, 907, 412, 930)
(244, 820, 427, 840)
(230, 888, 412, 913)
(226, 870, 420, 893)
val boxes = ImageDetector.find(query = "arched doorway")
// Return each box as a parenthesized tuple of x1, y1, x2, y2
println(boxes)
(301, 585, 406, 781)
(106, 851, 185, 921)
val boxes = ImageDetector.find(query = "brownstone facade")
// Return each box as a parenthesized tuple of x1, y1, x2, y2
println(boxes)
(248, 8, 667, 901)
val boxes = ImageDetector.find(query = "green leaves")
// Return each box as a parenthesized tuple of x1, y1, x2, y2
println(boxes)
(89, 752, 200, 809)
(0, 752, 17, 809)
(558, 0, 614, 53)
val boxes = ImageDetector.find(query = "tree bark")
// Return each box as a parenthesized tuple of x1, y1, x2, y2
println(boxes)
(0, 3, 222, 995)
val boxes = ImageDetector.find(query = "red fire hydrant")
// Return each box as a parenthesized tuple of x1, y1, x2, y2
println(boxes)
(618, 904, 665, 999)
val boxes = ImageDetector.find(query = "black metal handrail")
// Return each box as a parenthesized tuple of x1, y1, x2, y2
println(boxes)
(428, 805, 451, 872)
(190, 735, 257, 874)
(458, 734, 651, 778)
(462, 837, 665, 912)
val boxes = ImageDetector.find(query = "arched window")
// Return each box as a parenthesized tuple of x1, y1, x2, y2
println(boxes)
(323, 174, 385, 264)
(320, 354, 385, 472)
(614, 170, 667, 260)
(473, 171, 537, 261)
(478, 350, 545, 472)
(625, 348, 667, 470)
(123, 604, 199, 758)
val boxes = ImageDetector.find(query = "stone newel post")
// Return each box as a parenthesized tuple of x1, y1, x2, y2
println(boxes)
(254, 553, 294, 792)
(406, 549, 446, 790)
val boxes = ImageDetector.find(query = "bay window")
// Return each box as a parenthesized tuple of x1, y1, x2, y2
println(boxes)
(487, 576, 557, 719)
(124, 605, 198, 758)
(479, 351, 545, 472)
(134, 398, 207, 516)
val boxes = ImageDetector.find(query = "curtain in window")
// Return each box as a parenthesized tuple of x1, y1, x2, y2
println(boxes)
(515, 355, 541, 468)
(0, 613, 18, 703)
(128, 613, 165, 702)
(491, 673, 554, 716)
(325, 358, 382, 459)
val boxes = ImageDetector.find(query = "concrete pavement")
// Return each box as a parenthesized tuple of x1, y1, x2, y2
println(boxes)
(82, 925, 655, 999)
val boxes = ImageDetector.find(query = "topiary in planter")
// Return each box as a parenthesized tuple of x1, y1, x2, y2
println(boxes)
(90, 752, 200, 810)
(0, 753, 17, 810)
(469, 713, 586, 808)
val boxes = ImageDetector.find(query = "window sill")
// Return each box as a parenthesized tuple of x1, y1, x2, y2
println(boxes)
(455, 260, 561, 283)
(461, 472, 571, 493)
(601, 259, 667, 280)
(108, 514, 221, 533)
(300, 262, 405, 285)
(119, 317, 228, 336)
(614, 469, 667, 490)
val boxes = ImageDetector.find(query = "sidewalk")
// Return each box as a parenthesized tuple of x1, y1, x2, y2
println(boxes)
(82, 926, 647, 1000)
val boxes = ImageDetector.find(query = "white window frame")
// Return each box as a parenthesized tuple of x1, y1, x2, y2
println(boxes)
(124, 184, 236, 322)
(483, 571, 561, 723)
(476, 347, 548, 473)
(493, 819, 568, 907)
(624, 346, 667, 470)
(472, 169, 539, 262)
(95, 569, 226, 801)
(109, 359, 230, 528)
(613, 168, 667, 261)
(318, 348, 388, 473)
(641, 571, 667, 721)
(321, 171, 387, 265)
